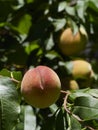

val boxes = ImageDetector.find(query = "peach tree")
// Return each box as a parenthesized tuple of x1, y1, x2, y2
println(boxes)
(0, 0, 98, 130)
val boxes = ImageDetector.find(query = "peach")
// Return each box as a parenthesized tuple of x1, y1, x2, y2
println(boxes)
(21, 66, 61, 108)
(58, 27, 88, 56)
(60, 77, 79, 90)
(72, 60, 92, 79)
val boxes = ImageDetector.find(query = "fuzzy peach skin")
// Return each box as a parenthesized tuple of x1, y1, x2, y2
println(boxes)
(21, 66, 61, 108)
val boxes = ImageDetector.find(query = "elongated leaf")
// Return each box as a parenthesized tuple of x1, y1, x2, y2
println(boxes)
(0, 77, 20, 130)
(0, 69, 11, 77)
(76, 1, 88, 22)
(15, 106, 24, 130)
(12, 14, 32, 34)
(89, 0, 98, 11)
(73, 96, 98, 121)
(55, 109, 65, 130)
(69, 88, 90, 101)
(24, 106, 36, 130)
(52, 18, 66, 32)
(58, 1, 67, 12)
(70, 115, 81, 130)
(41, 115, 55, 130)
(0, 77, 19, 101)
(0, 99, 20, 130)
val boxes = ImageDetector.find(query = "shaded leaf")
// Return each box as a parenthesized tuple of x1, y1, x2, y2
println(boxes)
(55, 109, 65, 130)
(41, 115, 55, 130)
(89, 0, 98, 12)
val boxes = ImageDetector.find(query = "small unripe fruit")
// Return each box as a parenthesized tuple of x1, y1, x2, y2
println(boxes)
(21, 66, 61, 108)
(58, 27, 88, 56)
(72, 60, 92, 79)
(61, 77, 79, 90)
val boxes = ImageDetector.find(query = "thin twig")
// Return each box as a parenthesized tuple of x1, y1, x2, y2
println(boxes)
(85, 126, 95, 130)
(63, 92, 83, 122)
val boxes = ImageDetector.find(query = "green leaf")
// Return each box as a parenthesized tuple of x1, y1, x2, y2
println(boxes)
(69, 88, 90, 101)
(15, 106, 24, 130)
(52, 19, 66, 32)
(73, 96, 98, 120)
(87, 89, 98, 98)
(69, 88, 98, 102)
(11, 71, 22, 81)
(24, 106, 36, 130)
(70, 20, 79, 35)
(89, 0, 98, 11)
(49, 104, 58, 113)
(58, 1, 75, 16)
(45, 34, 54, 50)
(25, 40, 40, 55)
(12, 14, 32, 34)
(0, 77, 20, 130)
(26, 0, 34, 3)
(41, 115, 56, 130)
(58, 2, 67, 12)
(0, 100, 20, 130)
(0, 69, 11, 77)
(0, 77, 19, 101)
(70, 115, 81, 130)
(66, 6, 75, 16)
(55, 109, 65, 130)
(76, 0, 88, 22)
(58, 61, 74, 75)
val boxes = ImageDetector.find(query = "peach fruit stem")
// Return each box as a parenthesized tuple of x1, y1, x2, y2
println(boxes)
(63, 91, 83, 122)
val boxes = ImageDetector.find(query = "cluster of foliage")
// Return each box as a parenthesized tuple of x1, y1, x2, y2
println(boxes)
(0, 0, 98, 130)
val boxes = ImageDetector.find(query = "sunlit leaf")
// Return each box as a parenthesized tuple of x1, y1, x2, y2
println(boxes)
(45, 34, 54, 50)
(25, 40, 40, 55)
(58, 1, 67, 12)
(76, 0, 88, 22)
(66, 6, 75, 16)
(70, 115, 81, 130)
(24, 105, 36, 130)
(0, 77, 20, 130)
(12, 14, 32, 34)
(0, 69, 11, 77)
(11, 71, 22, 81)
(73, 96, 98, 120)
(52, 19, 66, 32)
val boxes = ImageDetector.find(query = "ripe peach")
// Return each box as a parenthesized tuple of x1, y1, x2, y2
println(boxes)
(21, 66, 61, 108)
(58, 27, 88, 56)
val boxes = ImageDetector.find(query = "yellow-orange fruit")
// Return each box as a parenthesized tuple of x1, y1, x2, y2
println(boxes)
(61, 77, 79, 90)
(72, 60, 92, 79)
(59, 27, 88, 56)
(21, 66, 61, 108)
